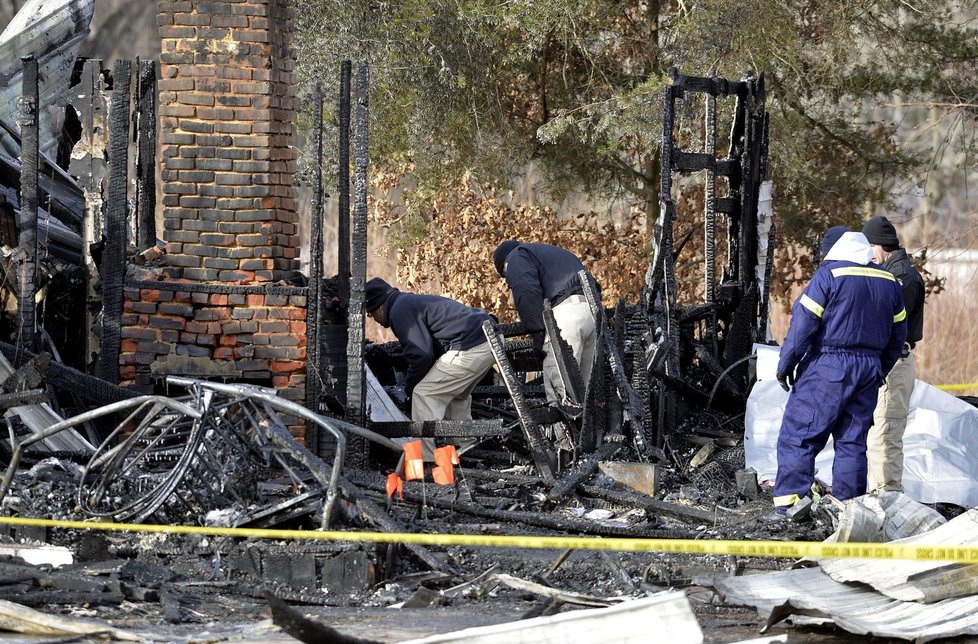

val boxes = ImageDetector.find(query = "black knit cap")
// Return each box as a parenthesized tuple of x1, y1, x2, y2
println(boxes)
(493, 240, 521, 277)
(862, 215, 900, 250)
(364, 277, 395, 313)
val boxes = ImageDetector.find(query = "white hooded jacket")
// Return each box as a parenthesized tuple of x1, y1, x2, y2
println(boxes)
(823, 231, 873, 265)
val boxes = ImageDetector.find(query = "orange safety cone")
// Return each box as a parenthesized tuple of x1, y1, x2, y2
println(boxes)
(386, 472, 404, 500)
(403, 440, 425, 481)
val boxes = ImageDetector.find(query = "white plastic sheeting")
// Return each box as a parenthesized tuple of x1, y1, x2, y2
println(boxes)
(745, 345, 978, 507)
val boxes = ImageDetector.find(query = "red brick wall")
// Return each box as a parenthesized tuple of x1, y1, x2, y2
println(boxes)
(121, 285, 308, 440)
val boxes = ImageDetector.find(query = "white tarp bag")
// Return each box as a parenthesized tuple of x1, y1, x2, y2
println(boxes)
(745, 344, 978, 507)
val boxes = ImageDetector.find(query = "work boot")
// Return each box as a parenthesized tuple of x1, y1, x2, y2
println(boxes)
(761, 507, 788, 522)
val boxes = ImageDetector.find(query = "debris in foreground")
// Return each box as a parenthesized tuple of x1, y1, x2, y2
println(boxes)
(705, 498, 978, 642)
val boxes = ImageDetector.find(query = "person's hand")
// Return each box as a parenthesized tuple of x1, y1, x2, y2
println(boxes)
(776, 371, 795, 392)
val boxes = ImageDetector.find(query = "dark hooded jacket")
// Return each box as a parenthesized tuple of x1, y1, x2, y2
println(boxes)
(384, 291, 491, 396)
(502, 243, 588, 333)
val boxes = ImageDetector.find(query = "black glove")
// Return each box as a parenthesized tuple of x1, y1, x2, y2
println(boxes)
(531, 332, 547, 362)
(776, 371, 794, 392)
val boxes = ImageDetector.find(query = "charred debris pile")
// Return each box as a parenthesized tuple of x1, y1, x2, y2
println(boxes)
(0, 23, 793, 621)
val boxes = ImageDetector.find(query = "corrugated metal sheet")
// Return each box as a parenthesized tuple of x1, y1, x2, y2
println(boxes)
(706, 499, 978, 642)
(710, 567, 978, 642)
(820, 510, 978, 602)
(401, 592, 703, 644)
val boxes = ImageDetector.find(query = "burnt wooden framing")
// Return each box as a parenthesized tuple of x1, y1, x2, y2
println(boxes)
(95, 60, 131, 384)
(16, 55, 39, 354)
(134, 60, 157, 252)
(645, 68, 770, 439)
(305, 86, 326, 454)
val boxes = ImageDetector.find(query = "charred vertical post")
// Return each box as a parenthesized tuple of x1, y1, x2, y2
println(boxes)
(96, 59, 132, 384)
(305, 86, 325, 451)
(337, 60, 352, 303)
(704, 85, 718, 351)
(134, 59, 157, 252)
(482, 321, 555, 483)
(345, 61, 368, 437)
(69, 59, 108, 372)
(16, 55, 39, 353)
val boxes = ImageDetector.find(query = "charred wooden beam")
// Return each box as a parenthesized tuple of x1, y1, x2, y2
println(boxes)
(134, 59, 156, 252)
(548, 440, 623, 501)
(580, 485, 721, 525)
(16, 55, 39, 354)
(337, 60, 352, 303)
(368, 419, 508, 439)
(482, 320, 555, 483)
(0, 340, 137, 405)
(579, 271, 664, 463)
(306, 85, 326, 452)
(345, 61, 368, 442)
(0, 388, 45, 410)
(406, 491, 666, 538)
(96, 59, 131, 384)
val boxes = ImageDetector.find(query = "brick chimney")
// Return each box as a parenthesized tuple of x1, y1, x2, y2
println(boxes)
(119, 1, 307, 429)
(157, 0, 298, 282)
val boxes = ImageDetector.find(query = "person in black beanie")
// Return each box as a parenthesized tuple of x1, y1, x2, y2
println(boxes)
(862, 215, 925, 493)
(363, 277, 494, 422)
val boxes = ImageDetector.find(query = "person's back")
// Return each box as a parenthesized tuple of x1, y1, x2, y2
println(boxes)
(387, 292, 489, 356)
(501, 242, 587, 330)
(779, 232, 906, 375)
(773, 229, 908, 511)
(492, 240, 597, 406)
(810, 260, 905, 353)
(364, 278, 495, 423)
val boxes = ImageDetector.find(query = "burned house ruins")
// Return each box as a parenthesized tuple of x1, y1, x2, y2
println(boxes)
(0, 0, 879, 641)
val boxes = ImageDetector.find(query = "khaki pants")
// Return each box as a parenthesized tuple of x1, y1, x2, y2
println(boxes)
(543, 295, 597, 402)
(867, 352, 916, 493)
(411, 341, 495, 421)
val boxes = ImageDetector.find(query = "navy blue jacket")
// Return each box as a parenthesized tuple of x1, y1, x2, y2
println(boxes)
(386, 291, 491, 396)
(778, 260, 908, 378)
(503, 243, 586, 333)
(881, 248, 924, 346)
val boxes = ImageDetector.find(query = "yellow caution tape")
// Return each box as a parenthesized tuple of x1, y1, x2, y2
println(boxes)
(936, 383, 978, 392)
(2, 515, 978, 563)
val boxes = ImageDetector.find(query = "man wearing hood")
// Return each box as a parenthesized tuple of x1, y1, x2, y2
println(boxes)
(363, 278, 495, 421)
(492, 241, 597, 403)
(772, 226, 908, 515)
(862, 215, 925, 493)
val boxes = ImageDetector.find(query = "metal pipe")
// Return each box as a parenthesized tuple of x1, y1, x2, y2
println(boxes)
(0, 396, 201, 505)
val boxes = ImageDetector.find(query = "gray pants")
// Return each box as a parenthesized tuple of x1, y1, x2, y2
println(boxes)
(542, 295, 597, 402)
(867, 352, 916, 493)
(411, 341, 495, 421)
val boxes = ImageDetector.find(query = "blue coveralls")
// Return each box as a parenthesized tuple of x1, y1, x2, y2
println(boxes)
(774, 260, 908, 505)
